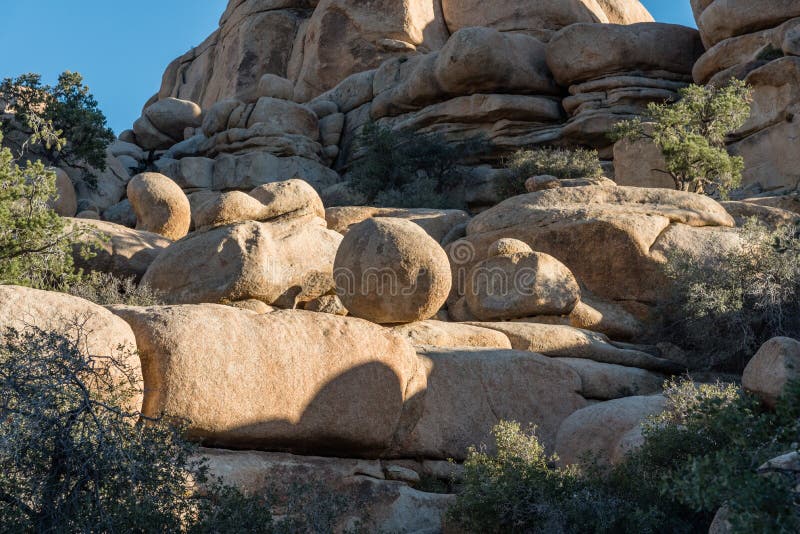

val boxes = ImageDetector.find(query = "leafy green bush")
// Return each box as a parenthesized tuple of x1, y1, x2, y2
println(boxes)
(613, 80, 752, 198)
(348, 122, 487, 209)
(66, 272, 165, 306)
(1, 71, 115, 187)
(0, 131, 90, 289)
(450, 379, 800, 533)
(494, 147, 603, 199)
(662, 220, 800, 371)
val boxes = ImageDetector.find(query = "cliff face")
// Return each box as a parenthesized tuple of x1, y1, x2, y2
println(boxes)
(152, 0, 654, 108)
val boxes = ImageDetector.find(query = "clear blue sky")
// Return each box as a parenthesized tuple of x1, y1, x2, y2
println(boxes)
(0, 0, 695, 135)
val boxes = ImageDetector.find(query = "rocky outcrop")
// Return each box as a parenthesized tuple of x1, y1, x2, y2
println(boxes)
(546, 22, 703, 156)
(325, 206, 470, 243)
(448, 185, 739, 316)
(743, 337, 800, 408)
(691, 3, 800, 192)
(199, 448, 455, 532)
(334, 217, 452, 324)
(0, 286, 142, 412)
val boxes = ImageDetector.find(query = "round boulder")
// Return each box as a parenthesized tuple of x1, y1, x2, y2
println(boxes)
(743, 337, 800, 408)
(127, 172, 191, 240)
(334, 218, 452, 324)
(488, 238, 533, 258)
(48, 168, 77, 217)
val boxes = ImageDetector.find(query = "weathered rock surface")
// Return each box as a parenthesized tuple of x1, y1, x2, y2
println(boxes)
(142, 217, 341, 306)
(0, 286, 142, 411)
(392, 347, 587, 460)
(69, 219, 172, 281)
(133, 98, 203, 151)
(109, 305, 424, 456)
(334, 218, 452, 324)
(466, 322, 681, 373)
(127, 173, 191, 240)
(450, 185, 738, 312)
(743, 337, 800, 408)
(49, 168, 78, 217)
(555, 358, 665, 400)
(391, 320, 512, 350)
(199, 448, 454, 533)
(326, 206, 470, 243)
(555, 394, 666, 465)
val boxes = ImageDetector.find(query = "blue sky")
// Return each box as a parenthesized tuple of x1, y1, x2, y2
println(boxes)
(0, 1, 695, 134)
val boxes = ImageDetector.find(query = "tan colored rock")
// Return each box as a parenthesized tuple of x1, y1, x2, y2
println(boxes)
(127, 172, 191, 240)
(452, 185, 737, 308)
(0, 285, 142, 412)
(487, 238, 533, 258)
(48, 168, 77, 217)
(142, 218, 342, 306)
(613, 136, 675, 189)
(391, 320, 512, 350)
(721, 201, 800, 228)
(695, 0, 800, 48)
(69, 219, 172, 281)
(109, 305, 423, 455)
(569, 295, 644, 340)
(392, 347, 587, 460)
(291, 0, 449, 102)
(192, 191, 269, 229)
(198, 448, 454, 533)
(144, 97, 202, 141)
(334, 218, 452, 324)
(555, 395, 666, 466)
(256, 73, 294, 100)
(595, 0, 654, 24)
(465, 250, 581, 321)
(303, 294, 348, 316)
(555, 358, 664, 400)
(326, 206, 470, 243)
(743, 337, 800, 408)
(546, 23, 703, 86)
(228, 299, 275, 314)
(249, 179, 325, 220)
(466, 322, 681, 373)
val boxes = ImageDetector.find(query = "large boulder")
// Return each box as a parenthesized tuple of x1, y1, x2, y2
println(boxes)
(391, 320, 512, 350)
(199, 448, 454, 533)
(0, 286, 142, 411)
(127, 172, 191, 240)
(694, 0, 800, 48)
(391, 347, 587, 460)
(291, 0, 449, 102)
(555, 358, 665, 400)
(109, 305, 423, 456)
(464, 243, 581, 321)
(326, 206, 470, 243)
(334, 218, 452, 324)
(743, 337, 800, 408)
(49, 168, 78, 217)
(142, 217, 342, 306)
(449, 185, 738, 313)
(70, 219, 172, 281)
(555, 395, 666, 465)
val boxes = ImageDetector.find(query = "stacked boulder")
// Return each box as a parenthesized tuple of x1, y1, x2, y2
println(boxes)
(546, 22, 704, 158)
(691, 0, 800, 194)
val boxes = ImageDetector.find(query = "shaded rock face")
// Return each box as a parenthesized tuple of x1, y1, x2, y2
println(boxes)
(690, 4, 800, 192)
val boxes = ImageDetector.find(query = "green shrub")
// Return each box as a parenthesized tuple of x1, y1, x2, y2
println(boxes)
(348, 122, 487, 209)
(66, 271, 165, 306)
(662, 220, 800, 371)
(0, 131, 91, 290)
(1, 71, 115, 187)
(450, 379, 800, 533)
(613, 80, 752, 198)
(494, 147, 603, 199)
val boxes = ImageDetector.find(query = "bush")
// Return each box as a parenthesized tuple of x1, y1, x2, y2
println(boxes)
(661, 220, 800, 371)
(0, 131, 90, 290)
(450, 378, 800, 533)
(613, 79, 752, 198)
(494, 147, 603, 199)
(1, 71, 115, 187)
(348, 122, 487, 209)
(66, 272, 165, 306)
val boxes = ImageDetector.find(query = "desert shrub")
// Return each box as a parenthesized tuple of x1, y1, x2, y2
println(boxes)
(450, 379, 800, 533)
(0, 131, 91, 290)
(0, 326, 202, 531)
(662, 220, 800, 371)
(613, 79, 752, 198)
(1, 71, 115, 186)
(494, 147, 603, 199)
(348, 122, 487, 209)
(66, 271, 165, 306)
